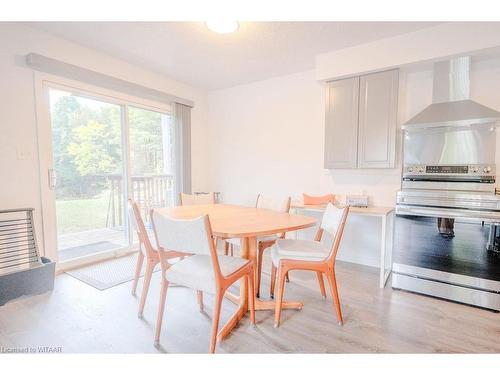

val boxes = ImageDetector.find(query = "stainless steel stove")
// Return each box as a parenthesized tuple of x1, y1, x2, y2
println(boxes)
(398, 163, 499, 215)
(392, 57, 500, 310)
(393, 164, 500, 311)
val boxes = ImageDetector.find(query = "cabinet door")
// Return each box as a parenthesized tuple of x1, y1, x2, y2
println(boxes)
(324, 76, 360, 169)
(358, 69, 398, 168)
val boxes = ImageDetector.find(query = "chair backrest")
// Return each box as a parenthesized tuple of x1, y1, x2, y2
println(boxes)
(128, 199, 156, 259)
(180, 192, 216, 206)
(315, 203, 349, 266)
(151, 210, 223, 278)
(256, 195, 291, 239)
(255, 194, 291, 213)
(151, 212, 211, 255)
(303, 193, 335, 205)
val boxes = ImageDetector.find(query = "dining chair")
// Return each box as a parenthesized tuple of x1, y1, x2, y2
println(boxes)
(179, 192, 216, 205)
(180, 191, 218, 288)
(129, 199, 188, 318)
(151, 210, 256, 353)
(223, 194, 291, 297)
(303, 193, 335, 205)
(270, 203, 349, 328)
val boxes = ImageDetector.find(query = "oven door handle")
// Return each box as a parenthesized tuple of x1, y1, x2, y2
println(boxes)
(396, 204, 500, 223)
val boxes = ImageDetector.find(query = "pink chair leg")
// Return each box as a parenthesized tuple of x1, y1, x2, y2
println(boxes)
(316, 271, 326, 299)
(132, 252, 144, 296)
(197, 290, 204, 311)
(247, 273, 256, 325)
(274, 265, 287, 328)
(209, 289, 224, 353)
(154, 279, 169, 346)
(138, 260, 155, 318)
(326, 270, 343, 325)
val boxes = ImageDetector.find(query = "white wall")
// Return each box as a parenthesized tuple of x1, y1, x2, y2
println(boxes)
(0, 23, 209, 254)
(207, 69, 401, 207)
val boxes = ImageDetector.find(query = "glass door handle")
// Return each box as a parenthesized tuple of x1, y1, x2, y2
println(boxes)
(48, 169, 57, 190)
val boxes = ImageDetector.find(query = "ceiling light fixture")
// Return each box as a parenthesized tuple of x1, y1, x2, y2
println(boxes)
(205, 21, 239, 34)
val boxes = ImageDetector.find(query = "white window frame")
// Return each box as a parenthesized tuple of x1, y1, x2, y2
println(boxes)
(34, 72, 174, 272)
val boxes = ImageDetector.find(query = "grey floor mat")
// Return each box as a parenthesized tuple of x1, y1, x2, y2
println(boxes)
(65, 254, 160, 291)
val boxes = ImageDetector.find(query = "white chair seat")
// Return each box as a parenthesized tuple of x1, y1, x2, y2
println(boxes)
(165, 254, 249, 293)
(224, 238, 241, 246)
(258, 234, 280, 242)
(225, 234, 279, 247)
(271, 239, 328, 266)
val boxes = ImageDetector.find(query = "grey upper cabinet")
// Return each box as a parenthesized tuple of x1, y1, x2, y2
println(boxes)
(324, 76, 360, 169)
(324, 69, 398, 169)
(358, 69, 398, 168)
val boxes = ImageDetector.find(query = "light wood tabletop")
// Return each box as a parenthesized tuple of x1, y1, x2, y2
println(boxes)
(157, 203, 317, 238)
(155, 203, 317, 341)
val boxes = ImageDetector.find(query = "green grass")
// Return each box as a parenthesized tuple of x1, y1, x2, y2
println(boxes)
(56, 194, 116, 234)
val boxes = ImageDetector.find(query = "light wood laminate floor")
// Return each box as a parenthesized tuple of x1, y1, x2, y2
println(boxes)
(0, 260, 499, 353)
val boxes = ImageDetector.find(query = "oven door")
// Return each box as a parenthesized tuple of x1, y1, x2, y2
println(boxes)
(392, 204, 500, 310)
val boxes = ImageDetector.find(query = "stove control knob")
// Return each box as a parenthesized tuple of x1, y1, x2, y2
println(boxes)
(408, 167, 413, 173)
(484, 166, 492, 173)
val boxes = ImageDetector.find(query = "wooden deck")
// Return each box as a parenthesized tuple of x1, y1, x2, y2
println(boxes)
(58, 228, 127, 261)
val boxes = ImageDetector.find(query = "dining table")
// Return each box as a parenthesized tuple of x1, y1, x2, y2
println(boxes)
(156, 203, 317, 341)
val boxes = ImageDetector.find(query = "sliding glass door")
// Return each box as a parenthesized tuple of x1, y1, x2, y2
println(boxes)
(128, 106, 174, 239)
(46, 86, 174, 263)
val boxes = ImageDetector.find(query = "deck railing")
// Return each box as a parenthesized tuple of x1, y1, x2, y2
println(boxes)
(106, 174, 174, 227)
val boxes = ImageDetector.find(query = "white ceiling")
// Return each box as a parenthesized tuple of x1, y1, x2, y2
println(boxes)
(28, 22, 442, 90)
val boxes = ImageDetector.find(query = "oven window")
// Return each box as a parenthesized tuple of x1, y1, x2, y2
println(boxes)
(393, 215, 500, 282)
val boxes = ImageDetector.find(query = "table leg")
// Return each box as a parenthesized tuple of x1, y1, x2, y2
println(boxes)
(217, 236, 304, 341)
(291, 208, 299, 240)
(255, 300, 303, 310)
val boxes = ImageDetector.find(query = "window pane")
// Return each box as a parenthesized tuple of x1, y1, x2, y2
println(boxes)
(128, 106, 174, 239)
(49, 89, 127, 261)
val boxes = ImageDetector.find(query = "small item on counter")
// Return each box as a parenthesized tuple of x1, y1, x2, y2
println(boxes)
(303, 193, 335, 205)
(345, 195, 369, 208)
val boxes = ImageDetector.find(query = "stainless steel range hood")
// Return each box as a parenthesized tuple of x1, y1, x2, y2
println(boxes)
(402, 56, 500, 130)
